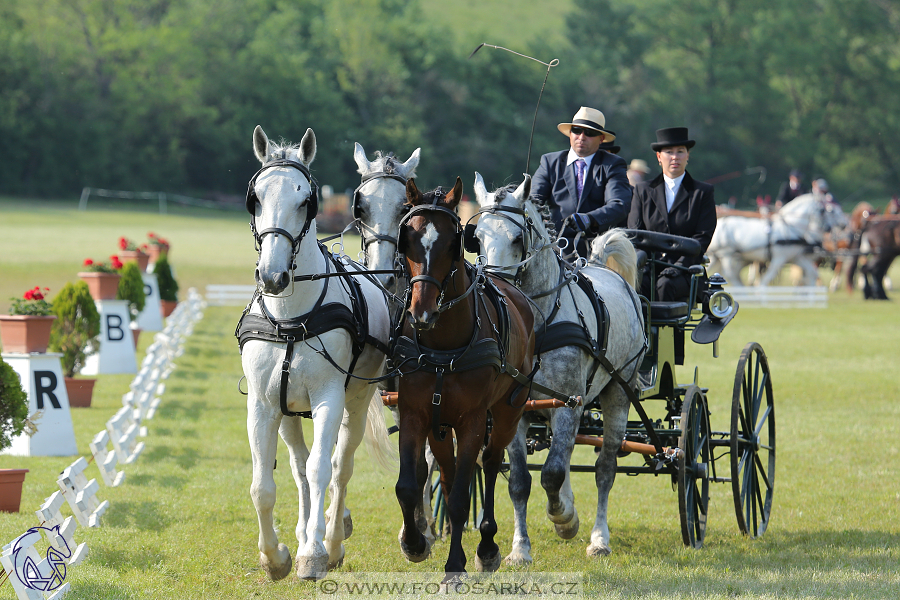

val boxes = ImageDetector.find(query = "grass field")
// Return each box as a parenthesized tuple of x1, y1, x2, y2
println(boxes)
(1, 201, 899, 599)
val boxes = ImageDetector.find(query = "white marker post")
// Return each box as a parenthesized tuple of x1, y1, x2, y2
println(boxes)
(0, 353, 77, 457)
(136, 272, 163, 332)
(81, 299, 137, 375)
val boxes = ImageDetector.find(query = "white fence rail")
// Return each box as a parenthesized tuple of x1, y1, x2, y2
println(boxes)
(727, 285, 828, 308)
(205, 285, 256, 306)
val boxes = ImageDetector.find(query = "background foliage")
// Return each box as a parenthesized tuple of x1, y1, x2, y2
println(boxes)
(2, 0, 900, 204)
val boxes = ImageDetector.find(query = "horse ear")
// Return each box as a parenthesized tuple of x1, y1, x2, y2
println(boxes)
(513, 174, 532, 204)
(445, 177, 463, 210)
(353, 142, 370, 173)
(398, 148, 421, 179)
(298, 128, 317, 166)
(405, 178, 421, 206)
(473, 172, 490, 206)
(253, 125, 270, 163)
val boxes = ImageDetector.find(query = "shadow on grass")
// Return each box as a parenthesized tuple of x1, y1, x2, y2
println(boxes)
(67, 580, 140, 600)
(126, 472, 188, 490)
(156, 399, 206, 421)
(103, 500, 172, 532)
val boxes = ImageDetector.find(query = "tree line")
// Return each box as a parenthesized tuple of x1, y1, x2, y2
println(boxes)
(2, 0, 899, 206)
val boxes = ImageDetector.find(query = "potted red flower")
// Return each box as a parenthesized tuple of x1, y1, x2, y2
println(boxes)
(146, 232, 170, 264)
(78, 256, 123, 300)
(118, 236, 150, 272)
(0, 286, 56, 353)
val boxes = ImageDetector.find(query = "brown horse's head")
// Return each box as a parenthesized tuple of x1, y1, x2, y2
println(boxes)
(399, 177, 463, 331)
(850, 201, 878, 230)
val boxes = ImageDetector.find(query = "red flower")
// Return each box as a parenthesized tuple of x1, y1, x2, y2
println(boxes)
(119, 236, 128, 250)
(111, 256, 124, 270)
(84, 258, 94, 266)
(148, 232, 157, 238)
(32, 291, 44, 301)
(24, 289, 34, 300)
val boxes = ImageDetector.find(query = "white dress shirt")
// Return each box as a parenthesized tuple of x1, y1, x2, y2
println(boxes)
(566, 149, 595, 170)
(663, 173, 685, 212)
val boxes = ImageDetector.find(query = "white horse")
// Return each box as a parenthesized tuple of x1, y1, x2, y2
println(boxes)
(240, 126, 394, 581)
(708, 193, 848, 286)
(471, 173, 645, 562)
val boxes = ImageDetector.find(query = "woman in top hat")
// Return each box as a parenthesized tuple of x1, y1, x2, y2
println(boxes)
(531, 106, 632, 257)
(627, 127, 717, 306)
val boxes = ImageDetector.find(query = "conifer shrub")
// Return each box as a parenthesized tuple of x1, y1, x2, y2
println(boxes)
(49, 282, 101, 378)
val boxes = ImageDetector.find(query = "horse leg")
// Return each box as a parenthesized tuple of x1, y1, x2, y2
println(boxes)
(443, 417, 485, 577)
(296, 392, 344, 580)
(870, 254, 892, 299)
(247, 399, 293, 581)
(588, 383, 629, 558)
(543, 405, 581, 539)
(759, 252, 790, 287)
(323, 398, 369, 570)
(396, 411, 432, 562)
(475, 404, 522, 573)
(504, 420, 533, 566)
(278, 415, 311, 555)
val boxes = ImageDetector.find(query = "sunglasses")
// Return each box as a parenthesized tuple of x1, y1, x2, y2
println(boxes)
(570, 127, 602, 138)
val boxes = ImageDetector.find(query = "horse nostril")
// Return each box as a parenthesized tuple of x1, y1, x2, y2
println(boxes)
(278, 272, 289, 288)
(255, 269, 262, 284)
(386, 275, 396, 290)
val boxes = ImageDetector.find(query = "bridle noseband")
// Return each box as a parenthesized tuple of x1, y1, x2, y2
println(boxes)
(353, 162, 409, 257)
(466, 198, 549, 286)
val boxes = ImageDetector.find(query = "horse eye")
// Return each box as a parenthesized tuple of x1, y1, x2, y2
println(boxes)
(297, 184, 303, 191)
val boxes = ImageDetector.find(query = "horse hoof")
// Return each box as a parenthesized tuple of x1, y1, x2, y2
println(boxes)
(586, 543, 611, 558)
(554, 512, 580, 540)
(475, 551, 501, 573)
(327, 544, 345, 570)
(296, 550, 329, 580)
(400, 537, 431, 563)
(260, 544, 293, 581)
(504, 550, 533, 567)
(344, 513, 353, 540)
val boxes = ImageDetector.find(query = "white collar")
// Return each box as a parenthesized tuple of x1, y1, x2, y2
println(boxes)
(566, 149, 595, 169)
(663, 172, 685, 189)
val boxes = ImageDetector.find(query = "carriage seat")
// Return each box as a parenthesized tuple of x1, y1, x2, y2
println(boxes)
(649, 301, 690, 322)
(621, 229, 702, 257)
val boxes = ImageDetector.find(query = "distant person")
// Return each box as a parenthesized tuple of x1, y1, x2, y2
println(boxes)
(530, 106, 632, 257)
(775, 169, 806, 208)
(599, 140, 621, 155)
(812, 178, 836, 204)
(627, 158, 651, 187)
(888, 195, 900, 215)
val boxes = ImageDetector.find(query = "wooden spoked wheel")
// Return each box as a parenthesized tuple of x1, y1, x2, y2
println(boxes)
(730, 341, 775, 537)
(678, 384, 711, 548)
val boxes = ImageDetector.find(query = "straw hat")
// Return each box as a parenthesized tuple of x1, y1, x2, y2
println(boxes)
(558, 107, 616, 142)
(628, 159, 650, 174)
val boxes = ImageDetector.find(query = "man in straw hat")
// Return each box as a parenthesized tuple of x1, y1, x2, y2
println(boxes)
(531, 106, 631, 256)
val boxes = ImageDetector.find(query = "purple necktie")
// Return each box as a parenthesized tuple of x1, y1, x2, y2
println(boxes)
(575, 159, 586, 199)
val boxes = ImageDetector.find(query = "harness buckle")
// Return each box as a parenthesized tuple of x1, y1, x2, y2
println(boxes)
(281, 359, 291, 372)
(432, 392, 442, 406)
(565, 395, 580, 409)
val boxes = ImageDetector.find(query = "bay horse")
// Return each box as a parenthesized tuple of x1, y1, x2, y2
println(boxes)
(470, 174, 645, 562)
(237, 126, 395, 581)
(393, 177, 535, 577)
(856, 216, 900, 299)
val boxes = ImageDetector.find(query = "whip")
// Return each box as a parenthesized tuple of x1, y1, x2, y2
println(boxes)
(469, 43, 559, 175)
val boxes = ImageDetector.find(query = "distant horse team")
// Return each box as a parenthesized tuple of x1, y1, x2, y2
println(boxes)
(236, 125, 890, 583)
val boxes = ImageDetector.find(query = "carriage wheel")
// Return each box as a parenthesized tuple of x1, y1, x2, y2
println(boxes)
(730, 342, 775, 537)
(678, 385, 711, 549)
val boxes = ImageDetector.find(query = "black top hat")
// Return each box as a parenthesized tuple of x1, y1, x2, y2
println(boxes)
(651, 127, 695, 151)
(599, 140, 621, 155)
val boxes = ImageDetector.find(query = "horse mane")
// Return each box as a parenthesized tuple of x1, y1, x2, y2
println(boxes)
(360, 151, 417, 179)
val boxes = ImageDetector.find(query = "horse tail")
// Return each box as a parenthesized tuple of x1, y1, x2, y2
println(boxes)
(364, 390, 398, 471)
(590, 228, 640, 290)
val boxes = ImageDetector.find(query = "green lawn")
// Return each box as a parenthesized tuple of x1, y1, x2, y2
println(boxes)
(1, 202, 899, 599)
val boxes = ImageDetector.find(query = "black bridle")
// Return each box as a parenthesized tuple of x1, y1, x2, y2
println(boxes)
(352, 165, 409, 256)
(245, 157, 319, 264)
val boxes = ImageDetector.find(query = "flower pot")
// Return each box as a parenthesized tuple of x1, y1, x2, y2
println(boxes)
(119, 250, 150, 273)
(0, 469, 29, 513)
(0, 315, 56, 353)
(160, 300, 178, 318)
(78, 272, 122, 300)
(64, 377, 96, 408)
(147, 244, 168, 264)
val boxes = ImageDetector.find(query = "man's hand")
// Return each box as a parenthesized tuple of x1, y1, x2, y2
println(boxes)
(563, 213, 592, 234)
(659, 267, 681, 278)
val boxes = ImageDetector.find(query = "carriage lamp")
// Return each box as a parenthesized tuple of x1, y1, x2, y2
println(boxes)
(704, 273, 735, 320)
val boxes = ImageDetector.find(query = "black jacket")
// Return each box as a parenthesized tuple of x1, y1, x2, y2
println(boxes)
(531, 149, 632, 238)
(627, 171, 717, 268)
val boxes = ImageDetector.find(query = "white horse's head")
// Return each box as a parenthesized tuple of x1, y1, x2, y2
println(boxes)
(472, 173, 555, 283)
(250, 125, 317, 295)
(780, 193, 847, 242)
(352, 143, 420, 292)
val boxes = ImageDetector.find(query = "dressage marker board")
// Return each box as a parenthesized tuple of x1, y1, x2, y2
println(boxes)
(726, 285, 827, 308)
